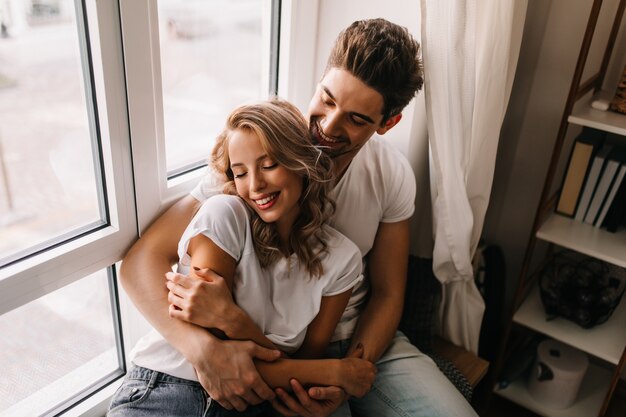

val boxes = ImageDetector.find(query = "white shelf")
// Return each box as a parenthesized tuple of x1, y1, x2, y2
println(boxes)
(495, 363, 613, 417)
(536, 213, 626, 269)
(514, 285, 626, 365)
(568, 90, 626, 136)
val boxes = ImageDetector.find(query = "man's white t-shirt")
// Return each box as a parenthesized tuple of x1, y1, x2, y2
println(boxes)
(191, 135, 416, 342)
(131, 195, 363, 381)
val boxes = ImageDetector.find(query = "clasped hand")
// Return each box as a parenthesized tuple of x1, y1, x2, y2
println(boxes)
(165, 268, 366, 416)
(166, 268, 235, 332)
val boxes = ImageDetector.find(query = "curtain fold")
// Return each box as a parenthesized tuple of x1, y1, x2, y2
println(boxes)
(420, 0, 527, 353)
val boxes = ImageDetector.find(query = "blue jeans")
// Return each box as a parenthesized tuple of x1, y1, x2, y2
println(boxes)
(328, 332, 478, 417)
(107, 366, 274, 417)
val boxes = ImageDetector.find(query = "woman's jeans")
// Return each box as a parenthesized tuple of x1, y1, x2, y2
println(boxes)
(106, 366, 273, 417)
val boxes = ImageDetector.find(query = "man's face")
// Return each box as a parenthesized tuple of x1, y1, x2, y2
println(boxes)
(307, 68, 390, 170)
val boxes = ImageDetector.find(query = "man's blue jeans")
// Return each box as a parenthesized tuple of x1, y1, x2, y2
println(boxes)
(328, 331, 479, 417)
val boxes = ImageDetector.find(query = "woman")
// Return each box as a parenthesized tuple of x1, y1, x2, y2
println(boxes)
(108, 99, 375, 417)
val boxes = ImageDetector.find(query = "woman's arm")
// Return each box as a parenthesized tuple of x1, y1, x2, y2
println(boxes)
(255, 355, 375, 398)
(170, 233, 278, 351)
(294, 291, 352, 359)
(254, 290, 376, 397)
(170, 258, 374, 396)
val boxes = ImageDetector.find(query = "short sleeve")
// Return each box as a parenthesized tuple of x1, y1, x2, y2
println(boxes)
(180, 195, 250, 262)
(382, 148, 416, 223)
(189, 169, 225, 202)
(322, 232, 364, 296)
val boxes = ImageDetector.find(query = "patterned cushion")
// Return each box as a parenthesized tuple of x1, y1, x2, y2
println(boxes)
(399, 256, 440, 352)
(399, 255, 473, 401)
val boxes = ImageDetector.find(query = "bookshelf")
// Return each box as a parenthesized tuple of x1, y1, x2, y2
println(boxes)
(536, 214, 626, 269)
(569, 90, 626, 136)
(491, 1, 626, 417)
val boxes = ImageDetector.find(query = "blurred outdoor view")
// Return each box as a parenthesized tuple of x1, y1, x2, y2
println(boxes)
(0, 0, 266, 414)
(0, 0, 102, 266)
(158, 0, 266, 174)
(0, 0, 266, 264)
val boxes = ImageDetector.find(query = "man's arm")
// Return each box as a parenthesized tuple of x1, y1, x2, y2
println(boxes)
(119, 195, 279, 411)
(120, 195, 201, 342)
(347, 219, 410, 361)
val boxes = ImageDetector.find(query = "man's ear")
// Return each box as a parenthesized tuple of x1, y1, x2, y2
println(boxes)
(376, 114, 402, 135)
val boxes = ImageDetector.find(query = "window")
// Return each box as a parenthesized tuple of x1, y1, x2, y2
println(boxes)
(0, 0, 136, 415)
(0, 268, 123, 416)
(0, 0, 105, 266)
(157, 0, 270, 175)
(0, 0, 284, 415)
(121, 0, 280, 231)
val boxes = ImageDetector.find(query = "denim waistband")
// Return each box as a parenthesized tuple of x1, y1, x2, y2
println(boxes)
(127, 366, 203, 388)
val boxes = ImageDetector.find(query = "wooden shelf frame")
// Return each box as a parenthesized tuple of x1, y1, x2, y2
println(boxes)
(489, 2, 626, 417)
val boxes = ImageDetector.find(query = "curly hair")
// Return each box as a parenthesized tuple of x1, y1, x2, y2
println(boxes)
(326, 18, 424, 123)
(211, 98, 335, 277)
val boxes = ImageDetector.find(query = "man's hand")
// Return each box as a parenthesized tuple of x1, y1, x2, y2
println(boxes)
(271, 379, 347, 417)
(166, 269, 236, 331)
(275, 342, 375, 415)
(192, 337, 281, 411)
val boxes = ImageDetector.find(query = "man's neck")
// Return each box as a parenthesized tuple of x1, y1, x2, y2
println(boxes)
(332, 157, 352, 184)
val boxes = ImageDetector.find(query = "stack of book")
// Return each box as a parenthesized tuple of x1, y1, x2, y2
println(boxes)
(556, 129, 626, 232)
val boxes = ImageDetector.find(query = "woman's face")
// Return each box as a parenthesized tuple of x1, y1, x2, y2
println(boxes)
(229, 129, 303, 235)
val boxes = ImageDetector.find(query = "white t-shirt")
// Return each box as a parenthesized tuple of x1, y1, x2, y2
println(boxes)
(191, 136, 416, 342)
(131, 195, 363, 381)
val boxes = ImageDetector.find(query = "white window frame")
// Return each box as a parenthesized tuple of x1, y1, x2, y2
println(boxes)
(0, 0, 322, 415)
(121, 0, 274, 232)
(0, 0, 135, 315)
(277, 0, 320, 112)
(0, 0, 136, 415)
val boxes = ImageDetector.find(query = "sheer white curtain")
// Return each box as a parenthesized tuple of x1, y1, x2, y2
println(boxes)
(420, 0, 527, 353)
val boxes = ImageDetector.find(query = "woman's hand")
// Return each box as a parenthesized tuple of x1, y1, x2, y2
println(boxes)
(166, 268, 238, 332)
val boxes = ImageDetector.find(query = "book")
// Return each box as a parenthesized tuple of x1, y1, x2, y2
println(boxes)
(595, 164, 626, 227)
(556, 131, 605, 216)
(602, 170, 626, 232)
(574, 144, 613, 221)
(583, 147, 622, 224)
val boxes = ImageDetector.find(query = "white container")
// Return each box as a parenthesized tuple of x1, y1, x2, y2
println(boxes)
(527, 339, 589, 409)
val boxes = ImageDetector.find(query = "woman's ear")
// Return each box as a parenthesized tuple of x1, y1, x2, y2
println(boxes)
(376, 114, 402, 135)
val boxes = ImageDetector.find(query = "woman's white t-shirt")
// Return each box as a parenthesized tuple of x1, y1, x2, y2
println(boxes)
(131, 194, 363, 381)
(191, 135, 416, 343)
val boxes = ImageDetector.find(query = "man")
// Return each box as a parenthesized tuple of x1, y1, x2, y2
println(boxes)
(121, 18, 477, 417)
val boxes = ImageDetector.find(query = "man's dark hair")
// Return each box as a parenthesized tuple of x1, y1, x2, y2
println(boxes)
(326, 18, 424, 123)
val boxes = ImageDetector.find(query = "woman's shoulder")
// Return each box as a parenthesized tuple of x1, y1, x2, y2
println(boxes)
(199, 194, 248, 214)
(194, 194, 252, 228)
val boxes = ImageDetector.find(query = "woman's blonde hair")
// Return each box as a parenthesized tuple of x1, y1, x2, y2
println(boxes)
(211, 98, 335, 277)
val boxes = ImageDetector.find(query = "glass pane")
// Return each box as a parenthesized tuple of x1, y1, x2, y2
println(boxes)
(0, 268, 122, 416)
(0, 0, 104, 265)
(158, 0, 267, 174)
